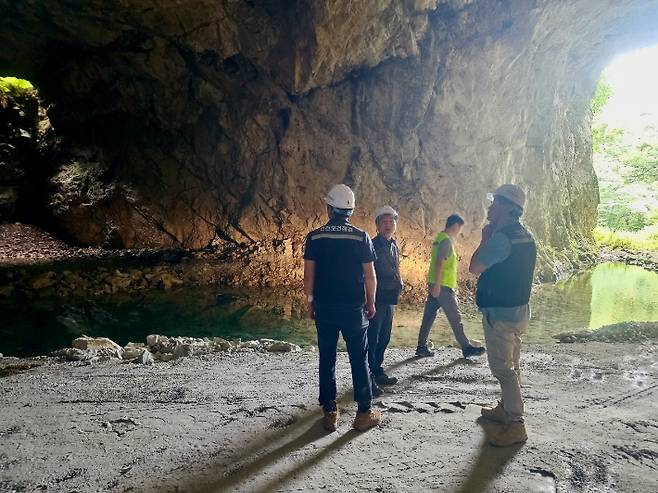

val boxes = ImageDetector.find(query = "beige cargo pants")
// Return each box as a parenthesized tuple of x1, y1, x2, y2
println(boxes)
(482, 311, 529, 422)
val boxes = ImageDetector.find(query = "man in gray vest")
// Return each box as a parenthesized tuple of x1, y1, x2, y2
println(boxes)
(469, 184, 536, 447)
(368, 205, 404, 392)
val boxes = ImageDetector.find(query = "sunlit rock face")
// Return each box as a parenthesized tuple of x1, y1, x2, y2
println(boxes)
(2, 0, 658, 284)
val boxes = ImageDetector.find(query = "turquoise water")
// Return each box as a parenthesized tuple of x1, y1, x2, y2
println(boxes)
(1, 262, 657, 357)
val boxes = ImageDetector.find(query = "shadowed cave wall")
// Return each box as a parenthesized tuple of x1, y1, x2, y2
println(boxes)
(2, 0, 658, 288)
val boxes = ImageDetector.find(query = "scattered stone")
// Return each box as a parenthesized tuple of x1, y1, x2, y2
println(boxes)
(212, 337, 233, 351)
(552, 330, 594, 343)
(122, 347, 142, 360)
(108, 275, 132, 291)
(138, 350, 154, 365)
(47, 333, 308, 363)
(0, 353, 3, 358)
(159, 273, 183, 290)
(72, 335, 122, 352)
(50, 347, 95, 361)
(553, 323, 658, 344)
(238, 340, 262, 351)
(590, 321, 658, 343)
(30, 271, 56, 289)
(173, 343, 193, 358)
(260, 339, 301, 352)
(146, 334, 163, 349)
(122, 343, 147, 360)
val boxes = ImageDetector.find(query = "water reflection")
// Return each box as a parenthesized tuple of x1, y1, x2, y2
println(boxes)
(1, 262, 657, 357)
(589, 263, 658, 328)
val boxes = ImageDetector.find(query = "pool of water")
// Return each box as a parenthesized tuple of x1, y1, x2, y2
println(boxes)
(2, 262, 657, 357)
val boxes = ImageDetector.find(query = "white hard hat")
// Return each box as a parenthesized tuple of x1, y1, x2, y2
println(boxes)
(375, 205, 398, 221)
(491, 184, 526, 209)
(324, 184, 355, 210)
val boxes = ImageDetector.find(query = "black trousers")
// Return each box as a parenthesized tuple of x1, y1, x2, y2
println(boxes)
(315, 303, 372, 408)
(367, 303, 395, 377)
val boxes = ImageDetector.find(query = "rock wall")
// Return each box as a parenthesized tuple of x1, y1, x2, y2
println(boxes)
(2, 0, 658, 287)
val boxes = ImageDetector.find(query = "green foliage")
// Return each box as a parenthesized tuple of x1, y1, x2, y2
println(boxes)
(0, 77, 35, 97)
(590, 75, 658, 240)
(593, 226, 658, 251)
(591, 123, 624, 154)
(622, 142, 658, 183)
(597, 203, 648, 231)
(590, 76, 613, 117)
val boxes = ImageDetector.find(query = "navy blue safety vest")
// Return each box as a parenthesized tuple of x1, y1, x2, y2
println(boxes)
(372, 234, 403, 305)
(476, 222, 537, 308)
(304, 218, 375, 305)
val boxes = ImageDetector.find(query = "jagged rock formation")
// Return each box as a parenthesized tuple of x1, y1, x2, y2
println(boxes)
(0, 80, 48, 222)
(2, 0, 658, 285)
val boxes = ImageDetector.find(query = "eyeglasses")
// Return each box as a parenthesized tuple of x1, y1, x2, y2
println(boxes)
(487, 193, 516, 208)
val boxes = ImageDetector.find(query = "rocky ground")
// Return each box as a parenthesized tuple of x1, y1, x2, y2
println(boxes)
(1, 342, 656, 493)
(599, 248, 658, 273)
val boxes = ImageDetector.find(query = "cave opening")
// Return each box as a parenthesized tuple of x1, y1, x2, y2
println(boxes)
(590, 43, 658, 251)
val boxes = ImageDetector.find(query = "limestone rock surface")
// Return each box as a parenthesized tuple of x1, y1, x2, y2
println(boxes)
(2, 1, 658, 285)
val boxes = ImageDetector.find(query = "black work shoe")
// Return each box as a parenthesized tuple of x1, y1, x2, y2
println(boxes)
(371, 382, 384, 397)
(462, 345, 486, 358)
(415, 345, 435, 358)
(375, 373, 398, 386)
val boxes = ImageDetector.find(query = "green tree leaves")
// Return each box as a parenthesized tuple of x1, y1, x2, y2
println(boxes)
(590, 76, 613, 117)
(591, 76, 658, 245)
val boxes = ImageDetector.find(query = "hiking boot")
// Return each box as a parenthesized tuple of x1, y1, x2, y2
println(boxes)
(415, 345, 435, 358)
(462, 344, 486, 358)
(375, 373, 398, 386)
(353, 409, 382, 432)
(486, 421, 528, 447)
(480, 401, 507, 423)
(371, 381, 384, 398)
(322, 408, 340, 432)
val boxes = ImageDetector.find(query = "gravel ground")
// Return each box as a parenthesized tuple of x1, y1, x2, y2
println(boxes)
(0, 223, 76, 265)
(1, 343, 657, 493)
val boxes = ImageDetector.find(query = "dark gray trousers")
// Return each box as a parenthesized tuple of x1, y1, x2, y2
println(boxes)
(417, 285, 470, 349)
(367, 303, 394, 377)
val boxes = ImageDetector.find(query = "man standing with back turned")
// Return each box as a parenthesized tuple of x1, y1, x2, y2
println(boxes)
(304, 184, 382, 433)
(469, 184, 537, 447)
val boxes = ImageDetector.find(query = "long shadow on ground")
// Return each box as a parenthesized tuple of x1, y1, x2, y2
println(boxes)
(172, 353, 495, 492)
(455, 439, 524, 493)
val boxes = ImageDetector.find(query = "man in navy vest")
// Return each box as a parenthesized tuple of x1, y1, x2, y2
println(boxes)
(304, 184, 382, 432)
(368, 205, 404, 392)
(469, 184, 536, 447)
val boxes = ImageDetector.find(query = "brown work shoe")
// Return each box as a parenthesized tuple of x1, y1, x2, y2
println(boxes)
(486, 421, 528, 447)
(322, 408, 340, 432)
(481, 401, 508, 423)
(352, 409, 382, 432)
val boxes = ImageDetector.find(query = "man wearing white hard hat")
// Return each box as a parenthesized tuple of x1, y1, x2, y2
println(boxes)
(303, 184, 382, 432)
(367, 205, 404, 390)
(469, 184, 537, 447)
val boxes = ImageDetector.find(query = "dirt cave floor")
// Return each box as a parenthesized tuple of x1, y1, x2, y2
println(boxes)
(1, 343, 657, 493)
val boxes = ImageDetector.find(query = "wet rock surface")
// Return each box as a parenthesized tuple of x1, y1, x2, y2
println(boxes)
(0, 344, 655, 492)
(599, 247, 658, 273)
